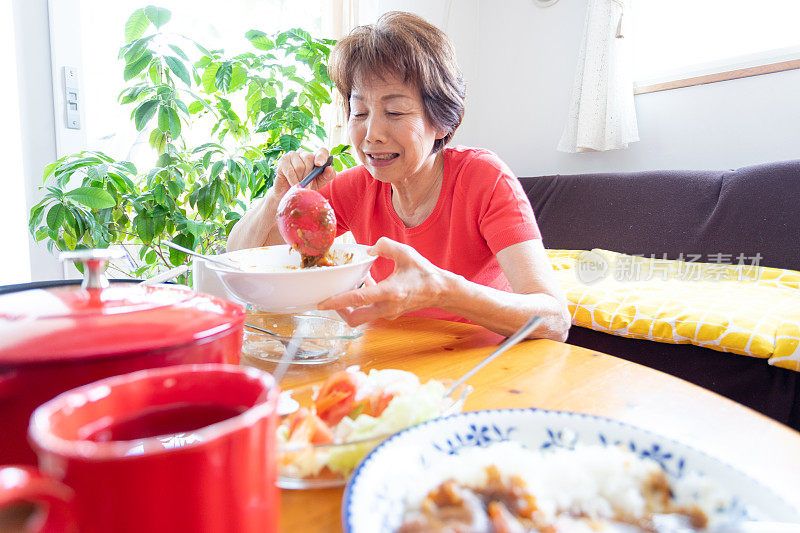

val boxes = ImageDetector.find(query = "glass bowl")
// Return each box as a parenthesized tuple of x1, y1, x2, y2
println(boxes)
(241, 312, 363, 365)
(276, 380, 471, 489)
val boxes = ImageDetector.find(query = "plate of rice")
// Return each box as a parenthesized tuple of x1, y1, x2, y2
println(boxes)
(342, 409, 800, 532)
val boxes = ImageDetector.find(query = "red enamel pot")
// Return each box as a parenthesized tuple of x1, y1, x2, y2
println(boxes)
(0, 249, 245, 464)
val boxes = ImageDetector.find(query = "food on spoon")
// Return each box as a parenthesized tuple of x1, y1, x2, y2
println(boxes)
(276, 186, 337, 267)
(397, 441, 741, 532)
(278, 367, 462, 480)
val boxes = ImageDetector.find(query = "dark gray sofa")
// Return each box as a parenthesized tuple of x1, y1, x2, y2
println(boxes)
(519, 159, 800, 430)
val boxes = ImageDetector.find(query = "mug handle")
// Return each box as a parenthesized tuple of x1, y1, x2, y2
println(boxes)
(0, 465, 77, 532)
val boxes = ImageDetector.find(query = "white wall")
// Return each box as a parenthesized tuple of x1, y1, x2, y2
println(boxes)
(365, 0, 800, 177)
(13, 0, 62, 281)
(1, 0, 32, 284)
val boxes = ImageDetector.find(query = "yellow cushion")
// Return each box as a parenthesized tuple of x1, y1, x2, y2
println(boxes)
(546, 249, 800, 372)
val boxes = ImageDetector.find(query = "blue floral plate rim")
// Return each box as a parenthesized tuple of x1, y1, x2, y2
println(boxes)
(341, 407, 800, 533)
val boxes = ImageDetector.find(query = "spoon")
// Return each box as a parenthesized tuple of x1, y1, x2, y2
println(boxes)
(162, 241, 244, 272)
(444, 315, 544, 397)
(276, 156, 336, 267)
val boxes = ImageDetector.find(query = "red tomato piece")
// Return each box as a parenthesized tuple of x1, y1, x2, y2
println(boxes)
(364, 392, 395, 418)
(314, 371, 359, 426)
(287, 407, 335, 445)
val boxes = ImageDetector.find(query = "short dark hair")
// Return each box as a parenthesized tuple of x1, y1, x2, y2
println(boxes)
(329, 11, 466, 153)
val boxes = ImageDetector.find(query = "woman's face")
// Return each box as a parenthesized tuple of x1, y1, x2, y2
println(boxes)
(348, 73, 444, 185)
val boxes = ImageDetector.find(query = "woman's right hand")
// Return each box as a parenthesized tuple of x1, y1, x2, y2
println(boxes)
(273, 147, 336, 197)
(227, 147, 336, 252)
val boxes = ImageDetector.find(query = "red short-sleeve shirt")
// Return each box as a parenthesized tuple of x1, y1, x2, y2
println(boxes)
(319, 146, 541, 321)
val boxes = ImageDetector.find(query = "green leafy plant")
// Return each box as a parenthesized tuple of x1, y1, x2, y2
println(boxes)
(29, 5, 355, 282)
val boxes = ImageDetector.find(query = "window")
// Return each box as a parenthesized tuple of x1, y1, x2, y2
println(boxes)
(77, 0, 326, 168)
(631, 0, 800, 93)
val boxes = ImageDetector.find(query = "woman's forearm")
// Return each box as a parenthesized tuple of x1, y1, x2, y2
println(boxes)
(439, 273, 571, 341)
(226, 189, 285, 252)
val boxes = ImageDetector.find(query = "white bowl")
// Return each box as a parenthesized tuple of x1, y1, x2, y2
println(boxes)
(206, 243, 376, 313)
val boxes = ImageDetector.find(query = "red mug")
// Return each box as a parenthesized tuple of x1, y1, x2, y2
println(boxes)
(0, 364, 280, 533)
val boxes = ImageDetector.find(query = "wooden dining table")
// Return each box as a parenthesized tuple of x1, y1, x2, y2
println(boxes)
(242, 316, 800, 533)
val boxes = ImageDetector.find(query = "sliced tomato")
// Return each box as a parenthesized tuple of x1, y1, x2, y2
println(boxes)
(287, 407, 335, 445)
(314, 371, 359, 426)
(365, 392, 395, 418)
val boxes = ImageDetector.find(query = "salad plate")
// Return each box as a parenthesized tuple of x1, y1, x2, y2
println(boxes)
(277, 368, 470, 489)
(342, 409, 800, 533)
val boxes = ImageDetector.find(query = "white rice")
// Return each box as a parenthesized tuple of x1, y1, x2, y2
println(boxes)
(404, 441, 737, 527)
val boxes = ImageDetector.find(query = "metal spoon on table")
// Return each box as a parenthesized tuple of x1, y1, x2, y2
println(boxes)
(444, 315, 544, 398)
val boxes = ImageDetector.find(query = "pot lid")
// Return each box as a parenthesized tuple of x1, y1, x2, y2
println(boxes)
(0, 249, 244, 365)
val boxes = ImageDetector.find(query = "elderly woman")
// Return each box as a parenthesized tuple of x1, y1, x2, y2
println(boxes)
(228, 11, 570, 341)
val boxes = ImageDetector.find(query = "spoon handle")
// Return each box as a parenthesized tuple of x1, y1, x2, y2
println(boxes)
(444, 315, 543, 398)
(299, 155, 334, 188)
(163, 240, 244, 272)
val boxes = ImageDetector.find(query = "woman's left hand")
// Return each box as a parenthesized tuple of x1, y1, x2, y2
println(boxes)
(317, 237, 450, 326)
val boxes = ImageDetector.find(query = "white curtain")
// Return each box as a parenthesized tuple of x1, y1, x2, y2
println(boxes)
(557, 0, 638, 153)
(326, 0, 360, 149)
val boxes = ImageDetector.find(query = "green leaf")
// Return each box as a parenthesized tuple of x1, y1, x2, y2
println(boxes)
(134, 99, 159, 131)
(153, 183, 167, 204)
(342, 153, 357, 167)
(124, 51, 153, 81)
(135, 215, 156, 244)
(167, 180, 182, 197)
(194, 41, 214, 58)
(65, 187, 116, 209)
(34, 227, 49, 241)
(229, 66, 247, 92)
(201, 64, 219, 93)
(188, 101, 204, 114)
(193, 142, 225, 153)
(307, 81, 332, 104)
(169, 232, 194, 265)
(167, 107, 181, 138)
(144, 6, 171, 29)
(29, 203, 46, 233)
(46, 204, 66, 231)
(43, 160, 60, 180)
(164, 56, 191, 86)
(87, 164, 108, 182)
(245, 30, 274, 51)
(182, 220, 205, 240)
(196, 180, 220, 220)
(168, 44, 189, 60)
(289, 28, 312, 42)
(315, 62, 331, 86)
(210, 160, 225, 180)
(281, 91, 297, 109)
(215, 63, 232, 93)
(158, 105, 181, 139)
(124, 9, 149, 43)
(122, 36, 154, 62)
(279, 134, 301, 152)
(260, 96, 277, 113)
(62, 208, 80, 238)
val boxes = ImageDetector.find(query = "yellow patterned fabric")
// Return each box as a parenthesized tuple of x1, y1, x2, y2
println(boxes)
(547, 249, 800, 372)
